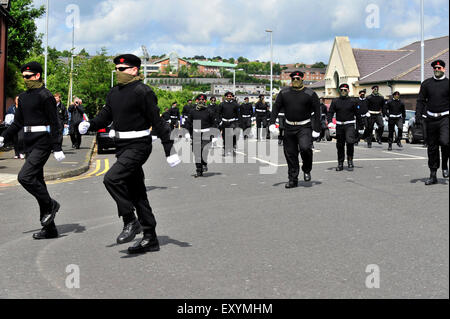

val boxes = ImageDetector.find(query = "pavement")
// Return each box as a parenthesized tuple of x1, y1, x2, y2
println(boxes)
(0, 136, 448, 299)
(0, 135, 96, 187)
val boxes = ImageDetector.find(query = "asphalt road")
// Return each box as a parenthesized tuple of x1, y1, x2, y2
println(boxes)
(0, 137, 448, 299)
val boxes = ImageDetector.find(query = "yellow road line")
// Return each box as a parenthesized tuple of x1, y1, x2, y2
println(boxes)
(96, 159, 110, 176)
(87, 160, 102, 176)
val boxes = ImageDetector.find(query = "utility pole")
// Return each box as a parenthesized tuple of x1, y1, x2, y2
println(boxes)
(141, 45, 150, 84)
(420, 0, 425, 83)
(44, 0, 49, 86)
(266, 30, 273, 109)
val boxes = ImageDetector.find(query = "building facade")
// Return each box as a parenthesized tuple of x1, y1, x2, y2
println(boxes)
(0, 0, 13, 121)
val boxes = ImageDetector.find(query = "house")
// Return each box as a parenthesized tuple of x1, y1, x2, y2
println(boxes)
(0, 0, 14, 121)
(309, 36, 449, 109)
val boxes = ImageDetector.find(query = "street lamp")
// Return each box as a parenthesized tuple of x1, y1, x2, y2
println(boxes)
(44, 0, 49, 86)
(265, 29, 273, 110)
(230, 68, 244, 96)
(111, 70, 116, 88)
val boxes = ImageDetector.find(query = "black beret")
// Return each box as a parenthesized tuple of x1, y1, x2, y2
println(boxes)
(224, 91, 234, 97)
(244, 97, 249, 100)
(21, 61, 43, 74)
(290, 71, 304, 78)
(372, 85, 379, 90)
(431, 60, 445, 68)
(393, 91, 400, 96)
(359, 89, 366, 94)
(259, 94, 265, 98)
(114, 54, 141, 68)
(196, 94, 207, 100)
(339, 83, 349, 90)
(210, 96, 216, 100)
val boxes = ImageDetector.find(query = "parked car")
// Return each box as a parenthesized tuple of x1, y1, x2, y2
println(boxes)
(96, 124, 115, 154)
(406, 112, 425, 144)
(373, 110, 415, 141)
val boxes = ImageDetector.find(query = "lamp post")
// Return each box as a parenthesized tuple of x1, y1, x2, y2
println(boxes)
(265, 29, 273, 110)
(420, 0, 424, 83)
(111, 70, 116, 88)
(230, 68, 244, 96)
(44, 0, 49, 86)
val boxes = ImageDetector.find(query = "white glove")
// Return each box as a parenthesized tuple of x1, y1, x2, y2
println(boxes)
(358, 130, 365, 135)
(185, 133, 190, 139)
(0, 136, 4, 148)
(108, 129, 116, 138)
(312, 131, 320, 138)
(78, 121, 90, 135)
(152, 135, 158, 141)
(212, 137, 218, 144)
(269, 124, 279, 134)
(53, 151, 65, 162)
(167, 154, 181, 167)
(366, 112, 371, 117)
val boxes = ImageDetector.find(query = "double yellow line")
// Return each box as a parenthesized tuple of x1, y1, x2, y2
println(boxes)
(48, 159, 110, 184)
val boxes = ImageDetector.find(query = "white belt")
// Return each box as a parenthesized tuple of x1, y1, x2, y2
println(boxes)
(256, 109, 266, 112)
(427, 110, 449, 118)
(193, 128, 211, 133)
(242, 115, 251, 118)
(336, 120, 356, 125)
(222, 118, 237, 122)
(369, 111, 381, 114)
(278, 113, 285, 116)
(24, 125, 50, 133)
(422, 115, 427, 118)
(389, 114, 402, 118)
(286, 119, 311, 126)
(115, 129, 151, 139)
(170, 116, 178, 119)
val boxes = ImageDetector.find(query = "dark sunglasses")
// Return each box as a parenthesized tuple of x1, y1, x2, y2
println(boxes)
(115, 66, 134, 72)
(198, 98, 206, 101)
(433, 66, 443, 70)
(340, 89, 349, 92)
(23, 73, 36, 79)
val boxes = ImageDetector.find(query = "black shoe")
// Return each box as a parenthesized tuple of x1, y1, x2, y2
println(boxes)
(203, 165, 208, 172)
(377, 138, 382, 145)
(41, 200, 60, 227)
(336, 163, 344, 171)
(425, 171, 438, 186)
(367, 143, 372, 148)
(127, 233, 160, 254)
(348, 158, 354, 170)
(194, 171, 203, 178)
(304, 173, 311, 182)
(354, 142, 359, 146)
(116, 220, 142, 244)
(443, 169, 449, 179)
(397, 141, 403, 148)
(72, 144, 76, 149)
(423, 144, 428, 148)
(285, 181, 298, 189)
(33, 227, 58, 240)
(388, 144, 393, 151)
(278, 140, 282, 145)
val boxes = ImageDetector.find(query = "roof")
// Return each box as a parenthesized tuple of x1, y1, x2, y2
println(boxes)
(357, 35, 449, 84)
(188, 60, 237, 68)
(308, 80, 325, 89)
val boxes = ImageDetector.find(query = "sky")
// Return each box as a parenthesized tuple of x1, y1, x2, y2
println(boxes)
(33, 0, 449, 64)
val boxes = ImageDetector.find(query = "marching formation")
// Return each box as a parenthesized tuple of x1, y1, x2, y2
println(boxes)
(0, 54, 448, 254)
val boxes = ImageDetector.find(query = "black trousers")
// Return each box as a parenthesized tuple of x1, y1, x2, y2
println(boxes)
(222, 121, 239, 153)
(18, 148, 53, 222)
(240, 117, 252, 134)
(421, 118, 428, 144)
(13, 131, 24, 156)
(256, 116, 267, 139)
(193, 133, 212, 172)
(336, 124, 355, 162)
(70, 123, 82, 148)
(426, 116, 449, 171)
(442, 146, 449, 170)
(388, 117, 403, 143)
(169, 120, 178, 131)
(283, 123, 313, 182)
(355, 116, 369, 141)
(103, 144, 157, 231)
(366, 113, 384, 143)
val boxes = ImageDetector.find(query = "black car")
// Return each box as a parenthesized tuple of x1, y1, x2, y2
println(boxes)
(406, 115, 425, 144)
(96, 124, 115, 154)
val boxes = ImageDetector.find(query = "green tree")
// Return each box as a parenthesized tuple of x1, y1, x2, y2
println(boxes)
(311, 62, 327, 68)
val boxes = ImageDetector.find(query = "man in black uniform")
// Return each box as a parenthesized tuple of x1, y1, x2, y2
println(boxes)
(255, 94, 269, 140)
(68, 98, 85, 149)
(208, 97, 221, 148)
(78, 54, 181, 254)
(355, 89, 370, 145)
(366, 85, 386, 147)
(185, 94, 217, 177)
(168, 102, 180, 131)
(384, 91, 406, 151)
(0, 62, 66, 239)
(218, 92, 240, 156)
(416, 59, 449, 184)
(317, 97, 328, 142)
(54, 93, 68, 139)
(327, 84, 360, 171)
(239, 97, 254, 139)
(161, 107, 171, 125)
(182, 99, 194, 128)
(269, 71, 321, 188)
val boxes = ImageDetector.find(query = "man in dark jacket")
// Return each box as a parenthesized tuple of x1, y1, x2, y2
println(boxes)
(68, 97, 85, 149)
(54, 93, 68, 138)
(384, 91, 406, 151)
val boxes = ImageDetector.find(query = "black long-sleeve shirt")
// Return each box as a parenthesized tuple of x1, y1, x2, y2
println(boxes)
(185, 107, 217, 134)
(89, 80, 173, 157)
(327, 96, 360, 125)
(169, 107, 180, 119)
(356, 98, 369, 116)
(367, 94, 386, 112)
(56, 102, 68, 126)
(254, 101, 269, 117)
(270, 87, 321, 132)
(416, 77, 449, 117)
(1, 87, 62, 153)
(239, 103, 254, 117)
(182, 103, 194, 118)
(68, 103, 85, 125)
(218, 101, 240, 120)
(384, 99, 406, 118)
